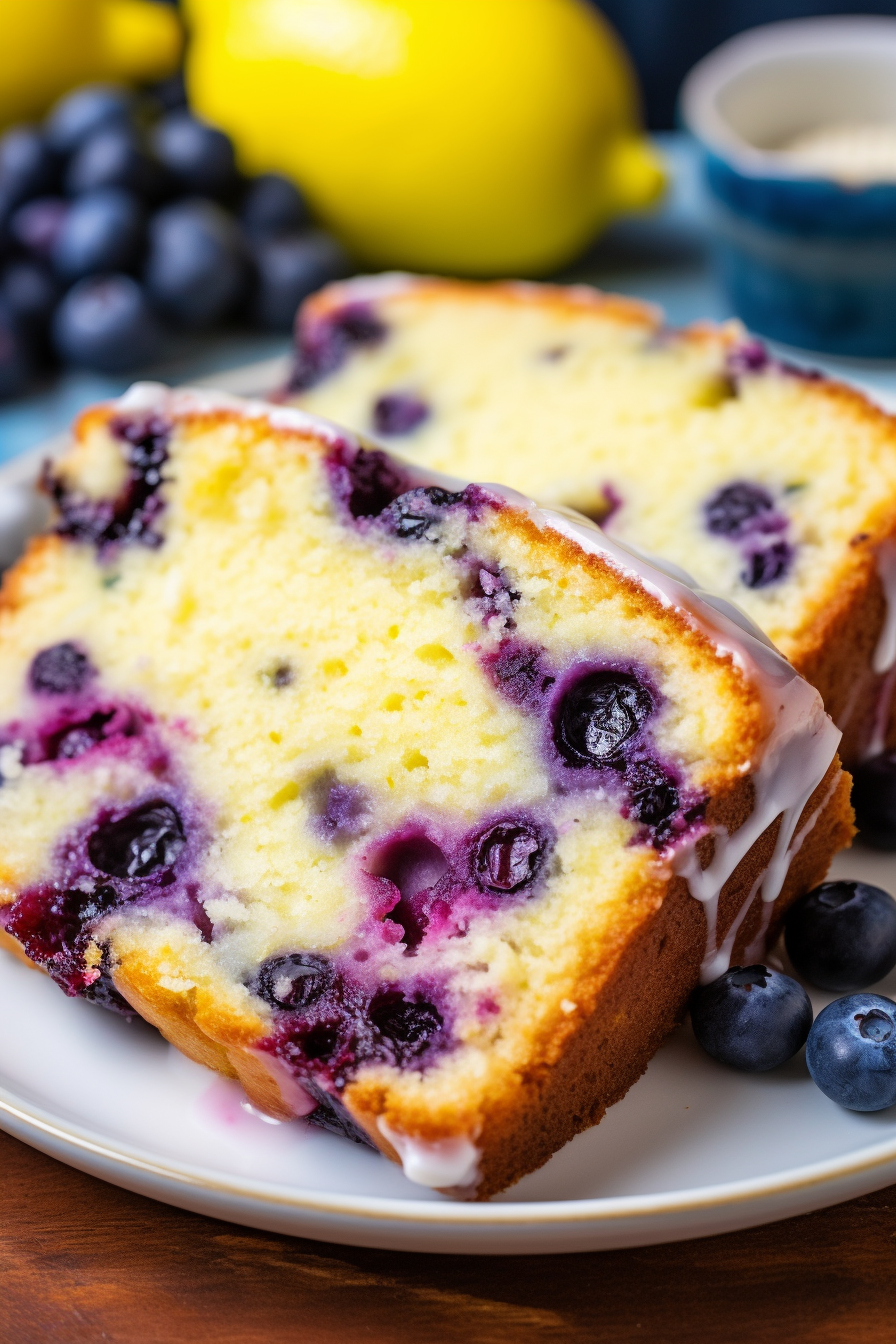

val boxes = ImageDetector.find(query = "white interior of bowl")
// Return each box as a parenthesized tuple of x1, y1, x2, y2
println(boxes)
(680, 17, 896, 177)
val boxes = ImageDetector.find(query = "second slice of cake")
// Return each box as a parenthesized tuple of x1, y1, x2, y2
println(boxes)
(0, 386, 851, 1196)
(285, 274, 896, 766)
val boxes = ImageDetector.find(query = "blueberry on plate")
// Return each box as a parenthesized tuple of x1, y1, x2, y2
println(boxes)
(0, 125, 57, 207)
(150, 112, 236, 198)
(240, 173, 309, 239)
(807, 994, 896, 1110)
(52, 188, 145, 282)
(52, 274, 162, 373)
(250, 231, 347, 331)
(785, 880, 896, 991)
(145, 198, 247, 328)
(690, 964, 813, 1071)
(851, 752, 896, 849)
(45, 84, 133, 157)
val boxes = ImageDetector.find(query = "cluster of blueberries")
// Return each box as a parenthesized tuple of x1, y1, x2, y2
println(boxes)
(0, 81, 350, 398)
(691, 880, 896, 1111)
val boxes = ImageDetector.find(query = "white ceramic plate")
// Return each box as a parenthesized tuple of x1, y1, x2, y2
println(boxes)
(2, 361, 896, 1256)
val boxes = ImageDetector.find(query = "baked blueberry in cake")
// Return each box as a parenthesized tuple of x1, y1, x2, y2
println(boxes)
(286, 274, 896, 766)
(0, 385, 851, 1197)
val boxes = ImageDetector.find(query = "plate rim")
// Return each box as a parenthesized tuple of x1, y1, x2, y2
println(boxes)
(4, 1075, 896, 1228)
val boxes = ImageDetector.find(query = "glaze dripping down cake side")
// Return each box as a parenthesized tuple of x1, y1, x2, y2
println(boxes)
(0, 385, 852, 1198)
(285, 274, 896, 766)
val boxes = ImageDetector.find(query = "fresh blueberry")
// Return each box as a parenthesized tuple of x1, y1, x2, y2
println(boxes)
(807, 994, 896, 1110)
(741, 539, 793, 588)
(385, 486, 464, 539)
(249, 231, 347, 332)
(852, 752, 896, 849)
(87, 801, 185, 879)
(65, 126, 167, 201)
(474, 822, 547, 893)
(785, 881, 896, 991)
(29, 642, 94, 694)
(45, 85, 132, 157)
(9, 196, 69, 259)
(145, 198, 247, 328)
(691, 964, 812, 1070)
(150, 111, 236, 198)
(373, 393, 430, 437)
(0, 126, 57, 207)
(52, 274, 162, 373)
(554, 670, 653, 768)
(1, 261, 58, 358)
(370, 992, 442, 1055)
(0, 306, 35, 401)
(705, 482, 776, 538)
(291, 302, 387, 390)
(254, 953, 333, 1011)
(240, 173, 309, 238)
(52, 188, 145, 281)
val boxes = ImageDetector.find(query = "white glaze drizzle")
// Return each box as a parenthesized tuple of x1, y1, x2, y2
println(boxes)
(537, 507, 841, 983)
(873, 540, 896, 674)
(106, 385, 842, 986)
(866, 663, 896, 760)
(377, 1119, 481, 1190)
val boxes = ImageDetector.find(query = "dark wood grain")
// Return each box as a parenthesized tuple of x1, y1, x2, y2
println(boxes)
(2, 1127, 896, 1344)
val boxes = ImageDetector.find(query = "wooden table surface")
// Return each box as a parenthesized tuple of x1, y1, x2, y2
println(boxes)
(2, 1127, 895, 1343)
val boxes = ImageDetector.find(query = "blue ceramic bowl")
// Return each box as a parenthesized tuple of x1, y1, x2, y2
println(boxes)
(681, 17, 896, 357)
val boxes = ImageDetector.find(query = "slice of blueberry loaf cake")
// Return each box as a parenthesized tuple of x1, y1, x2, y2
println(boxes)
(286, 274, 896, 766)
(0, 385, 851, 1197)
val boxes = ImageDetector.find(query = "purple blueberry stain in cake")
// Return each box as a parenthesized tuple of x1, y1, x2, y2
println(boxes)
(704, 481, 794, 589)
(705, 482, 777, 538)
(29, 642, 95, 695)
(553, 669, 654, 769)
(369, 991, 443, 1059)
(290, 301, 388, 391)
(382, 486, 466, 541)
(372, 392, 430, 437)
(484, 639, 556, 712)
(4, 880, 128, 1006)
(0, 695, 149, 773)
(741, 538, 795, 590)
(727, 339, 770, 378)
(43, 411, 172, 552)
(87, 800, 186, 879)
(325, 441, 412, 521)
(472, 820, 550, 894)
(309, 773, 371, 844)
(463, 562, 520, 631)
(367, 831, 450, 951)
(253, 952, 334, 1011)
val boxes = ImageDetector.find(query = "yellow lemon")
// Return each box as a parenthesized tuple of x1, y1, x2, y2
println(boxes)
(0, 0, 183, 129)
(183, 0, 664, 276)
